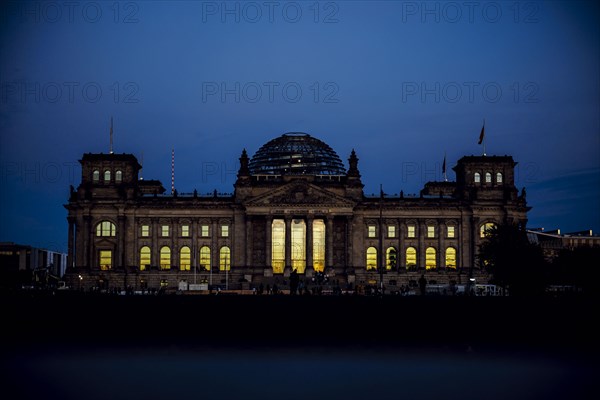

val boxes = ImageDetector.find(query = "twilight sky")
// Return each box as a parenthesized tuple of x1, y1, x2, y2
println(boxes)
(1, 1, 599, 253)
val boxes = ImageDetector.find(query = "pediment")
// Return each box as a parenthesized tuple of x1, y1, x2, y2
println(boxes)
(244, 181, 355, 207)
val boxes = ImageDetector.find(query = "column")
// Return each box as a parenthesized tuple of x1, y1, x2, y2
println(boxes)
(245, 217, 252, 268)
(346, 216, 353, 269)
(118, 215, 126, 267)
(418, 220, 425, 270)
(265, 216, 272, 268)
(83, 215, 91, 268)
(211, 218, 219, 271)
(326, 216, 334, 268)
(192, 218, 198, 271)
(306, 216, 313, 269)
(285, 216, 292, 269)
(67, 217, 75, 269)
(152, 218, 159, 269)
(438, 219, 445, 270)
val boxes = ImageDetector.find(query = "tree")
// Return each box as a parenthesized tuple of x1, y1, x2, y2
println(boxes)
(478, 223, 547, 296)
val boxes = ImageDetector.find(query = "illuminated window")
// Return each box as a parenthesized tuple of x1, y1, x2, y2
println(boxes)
(161, 225, 169, 237)
(427, 226, 435, 238)
(485, 172, 492, 183)
(407, 225, 416, 238)
(474, 173, 480, 183)
(115, 170, 122, 182)
(425, 247, 436, 270)
(181, 225, 190, 237)
(141, 225, 150, 237)
(447, 226, 455, 238)
(368, 225, 376, 238)
(366, 247, 377, 270)
(180, 246, 191, 271)
(104, 170, 111, 182)
(160, 246, 171, 270)
(480, 222, 496, 238)
(388, 226, 396, 238)
(386, 247, 397, 270)
(406, 247, 417, 268)
(200, 246, 211, 271)
(445, 247, 457, 269)
(139, 246, 151, 271)
(221, 225, 229, 237)
(272, 219, 285, 274)
(220, 246, 231, 271)
(99, 250, 112, 270)
(201, 225, 209, 237)
(496, 172, 503, 183)
(96, 221, 116, 237)
(92, 170, 100, 182)
(313, 219, 325, 273)
(291, 219, 306, 273)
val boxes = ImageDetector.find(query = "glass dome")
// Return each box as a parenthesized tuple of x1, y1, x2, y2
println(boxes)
(248, 133, 346, 176)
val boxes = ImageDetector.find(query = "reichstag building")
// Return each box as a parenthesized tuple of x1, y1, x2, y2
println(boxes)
(64, 132, 529, 292)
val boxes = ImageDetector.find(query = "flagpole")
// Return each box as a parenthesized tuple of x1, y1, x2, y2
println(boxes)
(443, 152, 447, 182)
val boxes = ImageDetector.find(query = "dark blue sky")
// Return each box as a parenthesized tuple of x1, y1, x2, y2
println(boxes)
(1, 1, 598, 252)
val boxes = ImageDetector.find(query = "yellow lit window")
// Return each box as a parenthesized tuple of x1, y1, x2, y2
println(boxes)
(313, 219, 325, 273)
(427, 226, 435, 238)
(425, 247, 436, 270)
(407, 225, 415, 238)
(388, 226, 396, 238)
(221, 225, 229, 237)
(366, 247, 377, 270)
(220, 246, 231, 271)
(180, 246, 191, 271)
(161, 225, 169, 237)
(291, 219, 306, 273)
(99, 250, 112, 270)
(386, 247, 397, 270)
(139, 246, 151, 271)
(480, 223, 495, 238)
(201, 225, 209, 237)
(447, 226, 455, 238)
(272, 219, 285, 274)
(200, 246, 211, 271)
(181, 225, 190, 237)
(160, 246, 171, 270)
(445, 247, 457, 269)
(96, 221, 116, 237)
(141, 225, 149, 237)
(406, 247, 417, 268)
(368, 225, 376, 238)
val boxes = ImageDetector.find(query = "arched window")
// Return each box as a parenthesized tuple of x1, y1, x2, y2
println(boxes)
(140, 246, 151, 271)
(220, 246, 231, 271)
(445, 247, 457, 269)
(386, 247, 397, 270)
(160, 246, 171, 270)
(425, 247, 436, 270)
(92, 170, 100, 182)
(199, 246, 211, 271)
(180, 246, 191, 271)
(104, 170, 111, 182)
(96, 221, 116, 237)
(366, 247, 377, 270)
(480, 222, 496, 238)
(115, 170, 123, 183)
(485, 172, 492, 183)
(406, 247, 417, 269)
(496, 172, 503, 183)
(474, 172, 480, 183)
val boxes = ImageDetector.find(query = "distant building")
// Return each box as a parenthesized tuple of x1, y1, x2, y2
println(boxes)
(64, 132, 529, 292)
(0, 242, 67, 288)
(527, 229, 600, 260)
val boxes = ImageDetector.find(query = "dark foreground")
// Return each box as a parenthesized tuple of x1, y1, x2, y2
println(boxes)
(1, 293, 598, 399)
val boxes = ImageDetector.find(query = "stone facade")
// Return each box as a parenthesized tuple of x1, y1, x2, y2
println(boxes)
(64, 135, 529, 292)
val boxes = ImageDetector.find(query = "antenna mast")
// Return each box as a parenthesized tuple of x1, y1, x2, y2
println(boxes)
(109, 117, 114, 154)
(171, 148, 175, 194)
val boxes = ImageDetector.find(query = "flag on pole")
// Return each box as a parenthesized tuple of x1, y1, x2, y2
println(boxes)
(478, 119, 485, 145)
